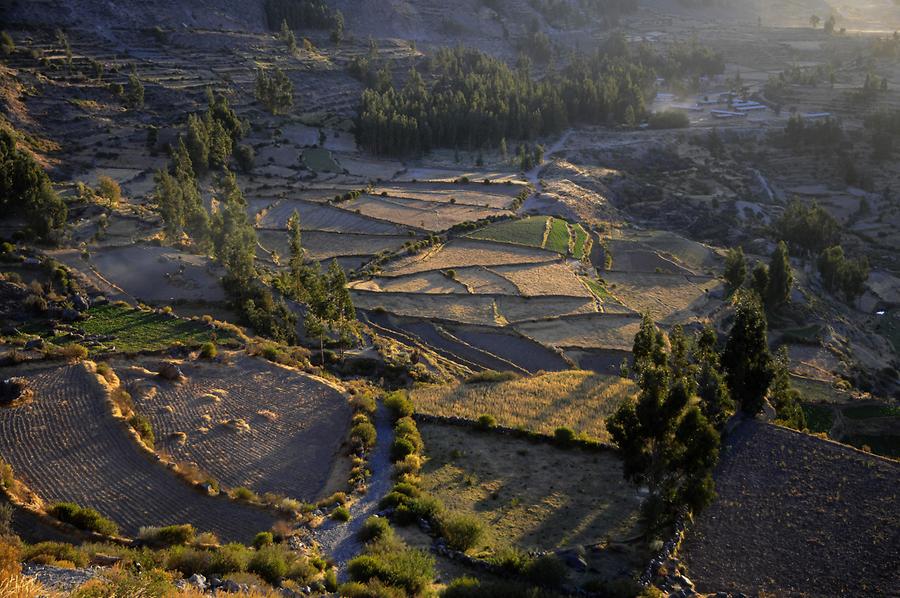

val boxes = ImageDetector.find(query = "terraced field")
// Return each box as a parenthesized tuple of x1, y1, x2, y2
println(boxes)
(602, 272, 723, 321)
(342, 194, 510, 232)
(681, 421, 900, 596)
(412, 370, 635, 439)
(256, 230, 411, 265)
(117, 355, 351, 500)
(383, 239, 558, 276)
(0, 364, 277, 542)
(370, 182, 522, 209)
(257, 199, 407, 235)
(419, 422, 642, 551)
(514, 313, 643, 351)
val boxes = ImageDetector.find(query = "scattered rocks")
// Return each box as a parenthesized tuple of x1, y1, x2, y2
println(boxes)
(187, 573, 207, 591)
(61, 307, 82, 322)
(24, 338, 44, 350)
(71, 294, 90, 312)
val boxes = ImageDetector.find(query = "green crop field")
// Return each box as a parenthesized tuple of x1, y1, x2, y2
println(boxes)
(466, 216, 549, 248)
(25, 304, 230, 354)
(572, 223, 590, 259)
(302, 148, 342, 172)
(544, 218, 571, 254)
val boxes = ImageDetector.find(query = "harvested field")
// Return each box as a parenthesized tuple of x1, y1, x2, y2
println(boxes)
(681, 421, 900, 597)
(352, 291, 499, 326)
(0, 364, 277, 542)
(371, 182, 521, 209)
(116, 354, 350, 500)
(606, 241, 693, 275)
(257, 199, 406, 235)
(349, 271, 468, 294)
(342, 194, 509, 232)
(445, 325, 570, 373)
(55, 244, 226, 305)
(412, 371, 635, 440)
(301, 148, 341, 173)
(493, 262, 593, 298)
(565, 348, 633, 375)
(495, 295, 597, 323)
(610, 230, 721, 274)
(514, 313, 643, 351)
(452, 267, 520, 295)
(384, 239, 557, 276)
(256, 230, 410, 263)
(602, 272, 723, 321)
(419, 422, 642, 550)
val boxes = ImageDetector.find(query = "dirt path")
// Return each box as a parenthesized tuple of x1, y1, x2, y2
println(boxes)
(313, 403, 395, 579)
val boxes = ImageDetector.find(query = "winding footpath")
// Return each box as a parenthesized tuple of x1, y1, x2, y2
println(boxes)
(313, 403, 395, 578)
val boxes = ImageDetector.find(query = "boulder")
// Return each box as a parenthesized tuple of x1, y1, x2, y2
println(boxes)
(220, 579, 241, 593)
(157, 362, 184, 381)
(0, 377, 33, 406)
(61, 308, 81, 322)
(187, 573, 207, 591)
(24, 338, 44, 350)
(71, 295, 90, 312)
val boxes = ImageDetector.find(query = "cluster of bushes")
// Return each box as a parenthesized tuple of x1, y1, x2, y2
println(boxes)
(782, 115, 843, 151)
(263, 0, 338, 31)
(349, 388, 377, 488)
(648, 109, 690, 129)
(0, 128, 67, 240)
(128, 414, 155, 448)
(331, 188, 367, 203)
(48, 502, 119, 536)
(401, 234, 442, 256)
(817, 245, 870, 302)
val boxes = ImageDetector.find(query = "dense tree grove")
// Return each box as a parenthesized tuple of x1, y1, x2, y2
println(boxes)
(356, 45, 655, 156)
(783, 115, 843, 150)
(274, 211, 358, 361)
(356, 36, 726, 156)
(0, 129, 67, 240)
(255, 67, 294, 115)
(774, 200, 840, 255)
(817, 245, 870, 302)
(608, 316, 722, 527)
(186, 91, 247, 174)
(263, 0, 336, 31)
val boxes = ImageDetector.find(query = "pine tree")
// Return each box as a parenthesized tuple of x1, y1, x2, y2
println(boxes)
(722, 292, 773, 415)
(723, 246, 746, 293)
(769, 346, 806, 430)
(211, 170, 256, 283)
(766, 240, 793, 309)
(632, 313, 666, 376)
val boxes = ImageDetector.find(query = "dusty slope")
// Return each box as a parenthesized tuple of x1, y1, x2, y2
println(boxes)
(681, 420, 900, 597)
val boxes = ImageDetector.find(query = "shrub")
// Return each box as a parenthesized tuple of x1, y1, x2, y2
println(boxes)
(553, 427, 576, 447)
(96, 176, 122, 205)
(390, 436, 416, 462)
(140, 524, 195, 547)
(165, 546, 212, 576)
(128, 415, 155, 448)
(252, 531, 274, 549)
(0, 537, 20, 582)
(49, 502, 118, 536)
(199, 341, 217, 359)
(339, 580, 406, 598)
(476, 414, 497, 430)
(464, 370, 520, 384)
(351, 421, 377, 449)
(439, 513, 486, 552)
(359, 516, 393, 543)
(231, 487, 258, 502)
(248, 546, 288, 584)
(487, 545, 532, 575)
(208, 543, 250, 575)
(393, 453, 422, 477)
(384, 391, 414, 419)
(330, 506, 351, 522)
(394, 417, 422, 450)
(22, 542, 87, 568)
(525, 554, 567, 588)
(350, 393, 376, 414)
(648, 110, 690, 129)
(348, 548, 435, 595)
(394, 495, 444, 525)
(60, 344, 89, 361)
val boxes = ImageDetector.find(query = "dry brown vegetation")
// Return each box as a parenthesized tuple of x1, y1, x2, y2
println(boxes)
(419, 422, 642, 551)
(411, 371, 636, 441)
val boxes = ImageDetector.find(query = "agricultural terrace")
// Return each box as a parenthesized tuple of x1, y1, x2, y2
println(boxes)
(800, 398, 900, 458)
(681, 421, 900, 596)
(419, 422, 642, 551)
(256, 199, 408, 235)
(370, 181, 523, 209)
(117, 354, 351, 500)
(22, 303, 228, 355)
(0, 363, 277, 541)
(51, 245, 227, 305)
(467, 216, 591, 258)
(341, 194, 512, 232)
(382, 238, 558, 277)
(411, 371, 635, 441)
(601, 271, 723, 322)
